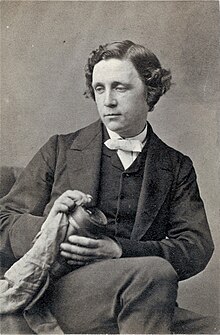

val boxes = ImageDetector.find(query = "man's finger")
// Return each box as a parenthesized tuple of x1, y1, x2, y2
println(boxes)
(62, 190, 92, 205)
(67, 235, 100, 248)
(67, 260, 87, 266)
(60, 242, 98, 256)
(60, 250, 97, 261)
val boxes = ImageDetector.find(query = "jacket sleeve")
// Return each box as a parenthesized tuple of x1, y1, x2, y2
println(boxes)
(115, 156, 214, 280)
(0, 135, 58, 264)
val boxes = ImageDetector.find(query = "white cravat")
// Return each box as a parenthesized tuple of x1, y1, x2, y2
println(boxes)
(105, 125, 148, 169)
(105, 138, 143, 153)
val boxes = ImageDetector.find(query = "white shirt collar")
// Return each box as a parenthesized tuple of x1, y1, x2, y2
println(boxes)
(106, 123, 148, 144)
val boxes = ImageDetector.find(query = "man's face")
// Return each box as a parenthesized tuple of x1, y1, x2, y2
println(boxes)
(92, 58, 149, 138)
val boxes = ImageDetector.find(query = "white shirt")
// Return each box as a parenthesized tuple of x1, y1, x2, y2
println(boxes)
(106, 124, 148, 170)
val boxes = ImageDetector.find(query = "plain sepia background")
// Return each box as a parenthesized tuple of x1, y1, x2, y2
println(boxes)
(1, 0, 220, 318)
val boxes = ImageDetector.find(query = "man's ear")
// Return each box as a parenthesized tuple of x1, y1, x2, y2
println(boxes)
(144, 85, 148, 96)
(144, 87, 150, 107)
(145, 86, 154, 112)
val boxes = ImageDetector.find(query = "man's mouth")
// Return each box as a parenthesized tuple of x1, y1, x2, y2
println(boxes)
(105, 113, 121, 117)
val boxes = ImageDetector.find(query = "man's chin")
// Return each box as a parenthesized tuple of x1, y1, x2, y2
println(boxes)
(104, 123, 123, 134)
(102, 119, 122, 131)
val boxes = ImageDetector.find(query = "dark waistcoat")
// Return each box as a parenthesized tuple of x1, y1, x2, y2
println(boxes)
(97, 131, 149, 239)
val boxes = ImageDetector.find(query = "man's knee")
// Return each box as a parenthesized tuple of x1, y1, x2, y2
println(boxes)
(116, 256, 178, 305)
(125, 256, 178, 285)
(117, 257, 178, 329)
(146, 256, 177, 283)
(127, 257, 178, 308)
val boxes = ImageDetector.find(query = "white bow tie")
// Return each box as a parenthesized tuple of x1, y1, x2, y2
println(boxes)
(105, 138, 143, 153)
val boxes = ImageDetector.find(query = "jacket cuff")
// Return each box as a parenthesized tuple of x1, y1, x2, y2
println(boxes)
(114, 237, 160, 258)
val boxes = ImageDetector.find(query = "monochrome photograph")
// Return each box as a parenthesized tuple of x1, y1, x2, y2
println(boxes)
(1, 1, 219, 334)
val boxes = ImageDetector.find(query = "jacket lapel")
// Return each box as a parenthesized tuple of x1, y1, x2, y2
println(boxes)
(66, 120, 102, 206)
(131, 126, 174, 240)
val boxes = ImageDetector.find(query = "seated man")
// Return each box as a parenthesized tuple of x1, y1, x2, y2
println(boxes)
(0, 40, 218, 334)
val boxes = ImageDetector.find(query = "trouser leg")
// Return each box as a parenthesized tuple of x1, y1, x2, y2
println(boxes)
(172, 307, 220, 334)
(47, 256, 178, 334)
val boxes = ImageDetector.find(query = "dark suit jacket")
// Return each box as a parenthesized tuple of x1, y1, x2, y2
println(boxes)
(0, 120, 214, 280)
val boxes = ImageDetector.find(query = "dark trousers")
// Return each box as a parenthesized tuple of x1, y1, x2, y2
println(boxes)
(1, 257, 219, 334)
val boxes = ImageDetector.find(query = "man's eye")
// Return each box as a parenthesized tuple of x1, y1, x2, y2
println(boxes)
(115, 86, 127, 92)
(95, 86, 104, 94)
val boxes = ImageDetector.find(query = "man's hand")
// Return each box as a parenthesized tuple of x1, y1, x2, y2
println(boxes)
(47, 190, 92, 220)
(60, 235, 122, 266)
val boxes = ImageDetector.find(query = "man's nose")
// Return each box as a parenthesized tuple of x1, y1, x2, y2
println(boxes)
(104, 90, 117, 107)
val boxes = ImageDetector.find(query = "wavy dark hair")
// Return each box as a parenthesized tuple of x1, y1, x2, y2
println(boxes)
(84, 40, 172, 111)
